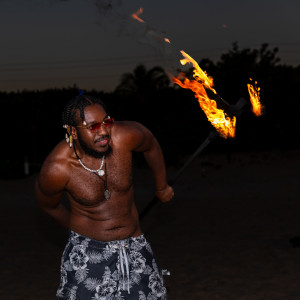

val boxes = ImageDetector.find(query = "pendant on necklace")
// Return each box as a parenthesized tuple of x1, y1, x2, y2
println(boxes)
(97, 170, 105, 176)
(104, 189, 111, 200)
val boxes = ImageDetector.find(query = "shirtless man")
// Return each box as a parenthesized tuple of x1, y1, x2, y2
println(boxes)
(35, 95, 174, 299)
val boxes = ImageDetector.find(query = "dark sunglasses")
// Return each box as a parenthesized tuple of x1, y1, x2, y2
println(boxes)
(77, 116, 114, 132)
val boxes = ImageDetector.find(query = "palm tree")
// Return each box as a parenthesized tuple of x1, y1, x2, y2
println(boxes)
(115, 64, 170, 102)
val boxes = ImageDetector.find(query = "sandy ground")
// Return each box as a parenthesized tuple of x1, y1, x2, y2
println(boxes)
(1, 148, 300, 299)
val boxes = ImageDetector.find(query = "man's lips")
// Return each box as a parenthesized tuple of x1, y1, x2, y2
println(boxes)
(94, 136, 109, 146)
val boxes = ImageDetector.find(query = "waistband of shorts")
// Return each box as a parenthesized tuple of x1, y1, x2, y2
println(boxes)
(69, 230, 146, 248)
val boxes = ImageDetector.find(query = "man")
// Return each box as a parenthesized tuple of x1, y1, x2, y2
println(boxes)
(35, 94, 174, 300)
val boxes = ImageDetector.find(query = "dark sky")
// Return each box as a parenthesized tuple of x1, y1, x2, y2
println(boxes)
(0, 0, 299, 92)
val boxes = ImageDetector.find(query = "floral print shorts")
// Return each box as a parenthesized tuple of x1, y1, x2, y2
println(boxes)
(56, 231, 167, 300)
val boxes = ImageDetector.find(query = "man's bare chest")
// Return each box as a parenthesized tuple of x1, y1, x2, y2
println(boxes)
(66, 151, 133, 206)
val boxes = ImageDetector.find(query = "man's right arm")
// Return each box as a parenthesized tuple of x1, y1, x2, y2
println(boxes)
(35, 159, 70, 229)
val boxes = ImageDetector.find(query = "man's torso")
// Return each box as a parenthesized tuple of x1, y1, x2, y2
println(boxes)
(55, 126, 142, 241)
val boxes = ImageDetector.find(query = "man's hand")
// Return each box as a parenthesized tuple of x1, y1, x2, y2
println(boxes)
(155, 185, 174, 202)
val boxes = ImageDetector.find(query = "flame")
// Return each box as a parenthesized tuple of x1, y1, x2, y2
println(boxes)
(131, 8, 145, 23)
(131, 8, 171, 45)
(179, 51, 216, 94)
(247, 78, 263, 116)
(173, 51, 236, 138)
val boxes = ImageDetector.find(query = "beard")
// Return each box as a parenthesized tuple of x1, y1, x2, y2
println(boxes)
(77, 132, 112, 158)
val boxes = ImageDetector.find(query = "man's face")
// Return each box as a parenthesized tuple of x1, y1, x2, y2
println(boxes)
(75, 104, 113, 158)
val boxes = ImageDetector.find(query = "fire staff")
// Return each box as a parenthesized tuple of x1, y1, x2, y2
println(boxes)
(35, 94, 174, 299)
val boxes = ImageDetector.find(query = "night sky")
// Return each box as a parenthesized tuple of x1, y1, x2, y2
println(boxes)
(0, 0, 299, 92)
(2, 3, 300, 297)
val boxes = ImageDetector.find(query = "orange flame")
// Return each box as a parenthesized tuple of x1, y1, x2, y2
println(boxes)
(131, 8, 145, 23)
(179, 51, 216, 94)
(247, 78, 263, 116)
(173, 51, 236, 138)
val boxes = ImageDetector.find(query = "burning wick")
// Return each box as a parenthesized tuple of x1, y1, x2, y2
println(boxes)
(247, 78, 264, 116)
(179, 51, 216, 93)
(129, 8, 261, 136)
(131, 7, 145, 23)
(173, 51, 236, 139)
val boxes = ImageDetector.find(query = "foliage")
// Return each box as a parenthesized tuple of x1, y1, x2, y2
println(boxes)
(1, 43, 300, 178)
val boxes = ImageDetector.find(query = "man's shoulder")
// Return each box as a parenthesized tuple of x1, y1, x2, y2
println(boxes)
(115, 120, 142, 129)
(36, 141, 71, 195)
(113, 121, 152, 151)
(113, 121, 146, 141)
(40, 141, 72, 180)
(114, 121, 148, 136)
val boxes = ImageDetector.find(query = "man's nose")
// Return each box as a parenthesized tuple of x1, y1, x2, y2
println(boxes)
(96, 124, 108, 134)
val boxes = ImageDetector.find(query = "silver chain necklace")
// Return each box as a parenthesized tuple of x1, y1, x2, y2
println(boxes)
(78, 155, 105, 177)
(73, 144, 110, 200)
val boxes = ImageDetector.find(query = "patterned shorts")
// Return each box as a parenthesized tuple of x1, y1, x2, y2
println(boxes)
(56, 231, 167, 300)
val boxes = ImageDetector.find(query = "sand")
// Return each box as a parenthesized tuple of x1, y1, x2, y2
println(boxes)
(1, 148, 300, 299)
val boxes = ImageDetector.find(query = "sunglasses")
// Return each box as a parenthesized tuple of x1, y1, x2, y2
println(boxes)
(77, 116, 114, 132)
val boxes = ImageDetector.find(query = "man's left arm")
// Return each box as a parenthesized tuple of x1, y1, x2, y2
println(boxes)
(132, 123, 174, 202)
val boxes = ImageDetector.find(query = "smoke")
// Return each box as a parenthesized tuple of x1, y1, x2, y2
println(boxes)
(54, 0, 181, 76)
(90, 1, 180, 75)
(94, 0, 122, 16)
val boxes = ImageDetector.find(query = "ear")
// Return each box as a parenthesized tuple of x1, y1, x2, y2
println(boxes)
(67, 126, 78, 140)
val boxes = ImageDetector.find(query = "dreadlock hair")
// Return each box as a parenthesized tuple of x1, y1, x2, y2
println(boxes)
(62, 94, 107, 141)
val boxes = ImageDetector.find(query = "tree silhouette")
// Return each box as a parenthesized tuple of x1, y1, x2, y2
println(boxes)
(197, 42, 281, 102)
(2, 43, 300, 178)
(196, 42, 300, 150)
(115, 64, 170, 101)
(114, 64, 170, 125)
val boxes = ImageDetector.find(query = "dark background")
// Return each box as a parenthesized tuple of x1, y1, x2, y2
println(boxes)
(1, 42, 300, 179)
(1, 0, 300, 179)
(1, 1, 300, 299)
